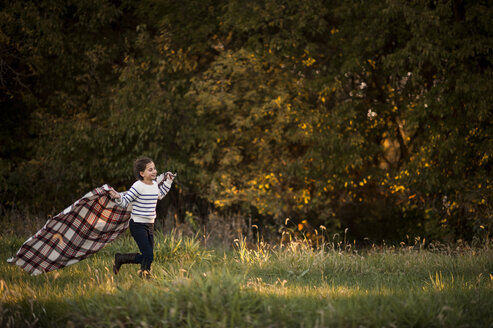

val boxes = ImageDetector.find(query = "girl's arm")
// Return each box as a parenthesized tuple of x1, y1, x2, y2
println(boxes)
(157, 172, 175, 200)
(114, 185, 140, 207)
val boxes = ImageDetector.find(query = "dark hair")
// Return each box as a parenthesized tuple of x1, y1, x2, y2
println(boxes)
(133, 156, 153, 180)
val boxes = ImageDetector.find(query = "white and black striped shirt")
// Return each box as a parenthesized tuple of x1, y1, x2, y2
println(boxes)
(116, 180, 172, 223)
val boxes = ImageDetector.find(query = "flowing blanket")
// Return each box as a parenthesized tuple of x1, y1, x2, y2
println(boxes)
(7, 185, 131, 275)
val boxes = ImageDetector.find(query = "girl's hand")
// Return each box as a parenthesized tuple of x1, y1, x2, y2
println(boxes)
(109, 190, 121, 199)
(165, 172, 176, 181)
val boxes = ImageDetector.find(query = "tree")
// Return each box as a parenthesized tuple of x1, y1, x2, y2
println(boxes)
(1, 0, 491, 242)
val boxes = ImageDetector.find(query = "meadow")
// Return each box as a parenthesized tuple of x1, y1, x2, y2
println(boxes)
(1, 230, 492, 328)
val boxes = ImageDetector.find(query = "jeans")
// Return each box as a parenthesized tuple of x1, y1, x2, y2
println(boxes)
(129, 219, 154, 271)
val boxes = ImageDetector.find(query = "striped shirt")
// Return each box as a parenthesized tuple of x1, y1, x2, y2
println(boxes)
(116, 180, 172, 223)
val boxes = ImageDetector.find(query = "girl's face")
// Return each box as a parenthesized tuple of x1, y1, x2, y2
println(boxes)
(140, 161, 157, 183)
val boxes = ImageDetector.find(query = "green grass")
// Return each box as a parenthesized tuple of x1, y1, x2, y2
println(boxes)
(1, 231, 492, 327)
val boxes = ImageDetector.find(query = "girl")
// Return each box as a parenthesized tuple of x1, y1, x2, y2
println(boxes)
(109, 156, 175, 278)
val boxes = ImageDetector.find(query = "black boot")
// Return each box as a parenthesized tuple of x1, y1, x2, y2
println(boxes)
(113, 253, 139, 275)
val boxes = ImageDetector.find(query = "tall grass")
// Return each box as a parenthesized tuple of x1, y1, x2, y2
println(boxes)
(1, 229, 492, 327)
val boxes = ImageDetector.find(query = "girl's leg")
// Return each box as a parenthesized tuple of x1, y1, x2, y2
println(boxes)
(113, 252, 139, 274)
(129, 220, 154, 271)
(148, 223, 154, 269)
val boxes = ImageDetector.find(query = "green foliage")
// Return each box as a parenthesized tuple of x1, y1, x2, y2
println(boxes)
(1, 0, 492, 241)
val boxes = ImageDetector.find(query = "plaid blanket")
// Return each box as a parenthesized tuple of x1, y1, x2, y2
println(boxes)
(7, 185, 131, 275)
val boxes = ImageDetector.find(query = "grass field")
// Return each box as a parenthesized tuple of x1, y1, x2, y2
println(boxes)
(1, 231, 492, 328)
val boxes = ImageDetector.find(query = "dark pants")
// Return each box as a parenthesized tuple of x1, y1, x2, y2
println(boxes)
(129, 219, 154, 271)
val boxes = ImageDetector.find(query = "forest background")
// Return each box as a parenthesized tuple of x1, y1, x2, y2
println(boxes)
(1, 0, 491, 244)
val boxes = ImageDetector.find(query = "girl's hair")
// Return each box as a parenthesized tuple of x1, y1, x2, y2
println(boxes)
(133, 156, 154, 180)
